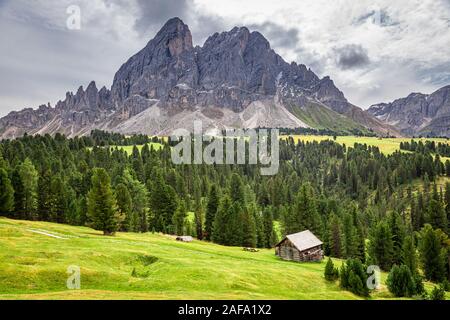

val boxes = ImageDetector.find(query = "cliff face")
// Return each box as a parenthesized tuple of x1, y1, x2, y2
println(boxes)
(0, 17, 398, 139)
(368, 85, 450, 136)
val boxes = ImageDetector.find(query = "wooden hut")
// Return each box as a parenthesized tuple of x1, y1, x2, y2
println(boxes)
(275, 230, 323, 262)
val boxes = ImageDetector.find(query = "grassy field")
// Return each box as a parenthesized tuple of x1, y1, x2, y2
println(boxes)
(282, 135, 450, 162)
(0, 218, 447, 300)
(88, 143, 164, 155)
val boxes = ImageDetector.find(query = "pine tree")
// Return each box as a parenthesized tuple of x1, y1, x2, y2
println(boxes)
(389, 211, 406, 265)
(262, 208, 275, 248)
(324, 258, 339, 281)
(293, 184, 322, 235)
(328, 213, 343, 258)
(401, 235, 418, 275)
(172, 201, 187, 236)
(445, 182, 450, 233)
(418, 224, 447, 282)
(18, 158, 38, 220)
(87, 168, 121, 236)
(342, 212, 357, 258)
(241, 206, 257, 248)
(368, 221, 394, 271)
(49, 174, 67, 223)
(427, 199, 447, 233)
(386, 265, 417, 297)
(212, 195, 232, 245)
(230, 173, 245, 205)
(0, 167, 14, 214)
(115, 183, 133, 231)
(205, 185, 219, 240)
(37, 169, 52, 221)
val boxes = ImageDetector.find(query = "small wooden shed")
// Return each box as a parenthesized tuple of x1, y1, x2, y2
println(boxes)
(275, 230, 323, 262)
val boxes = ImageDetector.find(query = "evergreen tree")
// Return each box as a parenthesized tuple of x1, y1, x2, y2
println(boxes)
(418, 224, 447, 282)
(241, 206, 257, 248)
(339, 259, 369, 297)
(389, 211, 406, 265)
(262, 208, 275, 248)
(205, 185, 219, 240)
(37, 169, 52, 221)
(342, 212, 357, 258)
(149, 171, 177, 233)
(212, 195, 232, 245)
(172, 201, 187, 236)
(445, 182, 450, 233)
(115, 183, 133, 231)
(328, 213, 343, 258)
(386, 265, 417, 297)
(0, 167, 14, 214)
(426, 186, 447, 233)
(49, 174, 67, 223)
(324, 258, 339, 281)
(87, 168, 121, 235)
(18, 158, 38, 219)
(368, 221, 394, 271)
(401, 235, 418, 275)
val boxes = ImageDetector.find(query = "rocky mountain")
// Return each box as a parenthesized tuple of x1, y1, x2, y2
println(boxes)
(0, 17, 397, 139)
(368, 85, 450, 137)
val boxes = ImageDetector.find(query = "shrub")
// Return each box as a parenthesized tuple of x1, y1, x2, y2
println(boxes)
(324, 258, 339, 281)
(429, 285, 446, 300)
(386, 265, 416, 297)
(340, 259, 369, 297)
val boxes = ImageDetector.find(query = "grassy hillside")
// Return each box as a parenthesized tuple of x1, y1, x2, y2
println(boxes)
(0, 218, 447, 300)
(288, 103, 369, 135)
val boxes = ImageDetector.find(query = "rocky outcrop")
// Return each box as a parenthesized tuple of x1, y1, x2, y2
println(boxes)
(0, 17, 399, 139)
(368, 85, 450, 136)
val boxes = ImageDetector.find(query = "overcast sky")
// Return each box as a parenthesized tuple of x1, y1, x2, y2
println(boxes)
(1, 0, 449, 116)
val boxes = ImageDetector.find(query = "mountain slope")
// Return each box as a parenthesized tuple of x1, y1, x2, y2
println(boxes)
(0, 18, 397, 139)
(368, 85, 450, 137)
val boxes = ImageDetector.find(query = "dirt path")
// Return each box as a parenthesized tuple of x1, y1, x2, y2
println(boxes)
(27, 229, 68, 239)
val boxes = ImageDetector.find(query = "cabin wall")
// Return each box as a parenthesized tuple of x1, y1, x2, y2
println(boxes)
(276, 240, 323, 262)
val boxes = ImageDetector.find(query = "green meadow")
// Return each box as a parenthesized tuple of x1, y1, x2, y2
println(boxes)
(0, 218, 447, 300)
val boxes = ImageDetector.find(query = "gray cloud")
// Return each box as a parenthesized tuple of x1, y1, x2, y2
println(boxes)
(133, 0, 189, 36)
(335, 44, 370, 70)
(248, 22, 300, 50)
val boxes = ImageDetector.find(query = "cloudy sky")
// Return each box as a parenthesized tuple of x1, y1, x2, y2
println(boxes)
(1, 0, 450, 116)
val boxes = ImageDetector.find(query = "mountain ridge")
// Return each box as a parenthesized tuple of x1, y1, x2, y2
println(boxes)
(368, 85, 450, 137)
(0, 17, 399, 139)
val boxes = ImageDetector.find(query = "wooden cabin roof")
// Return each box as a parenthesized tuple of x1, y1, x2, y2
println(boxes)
(276, 230, 323, 252)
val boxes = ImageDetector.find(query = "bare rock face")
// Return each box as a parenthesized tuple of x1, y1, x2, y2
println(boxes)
(368, 85, 450, 136)
(0, 17, 400, 139)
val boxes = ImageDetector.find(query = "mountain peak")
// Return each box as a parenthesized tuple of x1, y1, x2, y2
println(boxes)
(154, 17, 193, 57)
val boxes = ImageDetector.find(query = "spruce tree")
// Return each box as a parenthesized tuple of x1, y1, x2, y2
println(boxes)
(205, 185, 219, 240)
(172, 201, 187, 236)
(368, 221, 394, 271)
(324, 258, 339, 281)
(18, 158, 38, 220)
(0, 167, 14, 214)
(401, 235, 418, 275)
(389, 211, 406, 265)
(87, 168, 121, 236)
(212, 195, 232, 245)
(115, 183, 133, 231)
(386, 265, 417, 297)
(328, 213, 343, 258)
(418, 224, 447, 282)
